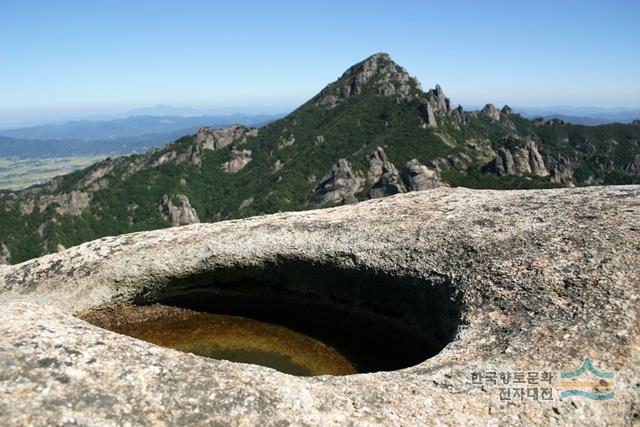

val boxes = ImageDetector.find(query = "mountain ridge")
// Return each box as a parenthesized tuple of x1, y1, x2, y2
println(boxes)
(1, 53, 639, 264)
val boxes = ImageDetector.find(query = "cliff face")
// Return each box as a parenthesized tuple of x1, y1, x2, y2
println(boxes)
(1, 53, 639, 264)
(1, 186, 638, 425)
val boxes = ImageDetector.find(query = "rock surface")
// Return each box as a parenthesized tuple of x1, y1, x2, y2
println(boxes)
(312, 159, 364, 205)
(221, 148, 253, 173)
(194, 125, 258, 151)
(402, 159, 443, 191)
(494, 139, 549, 177)
(313, 53, 419, 108)
(0, 185, 638, 426)
(366, 147, 406, 198)
(481, 104, 501, 121)
(158, 194, 199, 226)
(0, 243, 10, 264)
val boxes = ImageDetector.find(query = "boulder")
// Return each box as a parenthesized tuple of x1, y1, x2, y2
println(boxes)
(402, 159, 443, 191)
(158, 194, 199, 226)
(548, 154, 575, 185)
(365, 147, 406, 198)
(312, 159, 363, 205)
(0, 243, 10, 264)
(495, 147, 516, 176)
(0, 186, 638, 425)
(194, 125, 258, 151)
(221, 148, 253, 173)
(624, 154, 640, 175)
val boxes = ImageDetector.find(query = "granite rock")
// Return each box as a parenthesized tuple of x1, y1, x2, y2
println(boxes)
(0, 186, 638, 426)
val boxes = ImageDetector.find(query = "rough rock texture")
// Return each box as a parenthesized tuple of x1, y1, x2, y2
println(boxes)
(313, 53, 419, 108)
(0, 243, 10, 264)
(494, 139, 549, 178)
(0, 186, 638, 426)
(480, 104, 516, 130)
(19, 190, 91, 216)
(523, 140, 549, 176)
(548, 155, 575, 185)
(402, 159, 443, 191)
(366, 147, 406, 198)
(178, 126, 259, 168)
(221, 148, 253, 173)
(624, 154, 640, 175)
(418, 85, 456, 128)
(481, 104, 501, 121)
(278, 131, 296, 149)
(312, 159, 364, 205)
(272, 159, 283, 173)
(194, 125, 258, 151)
(495, 147, 516, 176)
(158, 194, 199, 226)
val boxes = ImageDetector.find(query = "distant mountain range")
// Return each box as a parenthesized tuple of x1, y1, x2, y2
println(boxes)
(0, 53, 639, 264)
(515, 106, 640, 125)
(1, 105, 636, 159)
(0, 114, 283, 158)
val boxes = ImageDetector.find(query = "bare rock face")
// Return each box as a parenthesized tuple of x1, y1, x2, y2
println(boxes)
(501, 105, 514, 115)
(477, 104, 516, 130)
(177, 126, 259, 168)
(495, 147, 516, 176)
(194, 125, 257, 151)
(426, 84, 451, 113)
(481, 103, 501, 121)
(76, 160, 115, 191)
(494, 139, 549, 178)
(624, 154, 640, 175)
(366, 147, 406, 198)
(451, 105, 466, 126)
(313, 53, 420, 108)
(312, 159, 363, 205)
(512, 140, 549, 176)
(525, 140, 549, 176)
(548, 154, 575, 185)
(221, 148, 253, 173)
(20, 190, 92, 216)
(0, 243, 10, 264)
(272, 159, 283, 173)
(402, 159, 443, 191)
(0, 186, 638, 426)
(158, 194, 199, 226)
(278, 132, 296, 149)
(418, 84, 455, 128)
(311, 53, 461, 129)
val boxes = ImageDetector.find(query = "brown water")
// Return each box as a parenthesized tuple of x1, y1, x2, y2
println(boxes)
(112, 312, 356, 376)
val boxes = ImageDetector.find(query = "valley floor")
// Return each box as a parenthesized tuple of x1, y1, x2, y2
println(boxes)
(0, 155, 107, 190)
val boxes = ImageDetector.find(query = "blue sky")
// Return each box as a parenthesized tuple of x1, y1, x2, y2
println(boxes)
(1, 0, 639, 123)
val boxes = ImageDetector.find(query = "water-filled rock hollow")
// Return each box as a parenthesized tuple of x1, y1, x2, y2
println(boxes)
(81, 260, 462, 376)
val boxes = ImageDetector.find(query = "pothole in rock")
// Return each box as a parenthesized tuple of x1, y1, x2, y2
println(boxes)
(79, 260, 462, 376)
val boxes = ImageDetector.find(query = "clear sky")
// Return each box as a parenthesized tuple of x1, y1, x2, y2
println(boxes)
(1, 0, 639, 123)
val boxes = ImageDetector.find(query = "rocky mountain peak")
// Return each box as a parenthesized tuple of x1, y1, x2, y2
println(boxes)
(501, 105, 514, 115)
(481, 104, 501, 121)
(419, 84, 457, 128)
(312, 53, 421, 108)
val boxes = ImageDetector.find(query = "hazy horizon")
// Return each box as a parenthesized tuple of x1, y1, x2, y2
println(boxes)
(1, 0, 639, 126)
